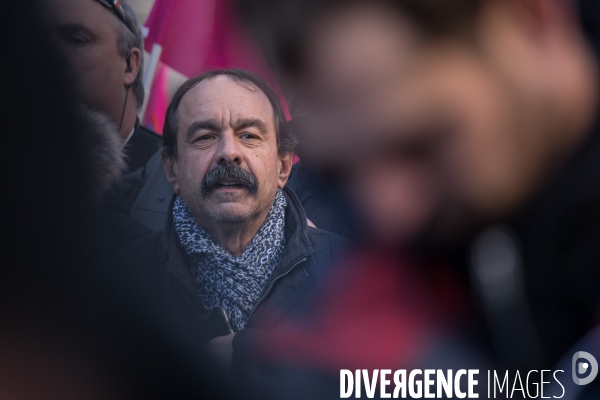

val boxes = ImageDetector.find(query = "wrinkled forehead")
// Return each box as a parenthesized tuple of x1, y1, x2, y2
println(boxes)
(178, 76, 276, 130)
(36, 0, 117, 35)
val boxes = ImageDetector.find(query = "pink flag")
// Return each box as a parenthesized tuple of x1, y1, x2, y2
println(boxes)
(143, 0, 290, 133)
(141, 61, 168, 133)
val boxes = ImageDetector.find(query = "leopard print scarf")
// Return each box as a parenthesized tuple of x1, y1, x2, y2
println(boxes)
(173, 189, 287, 331)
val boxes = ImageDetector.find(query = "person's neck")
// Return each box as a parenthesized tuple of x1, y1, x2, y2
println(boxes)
(119, 97, 139, 140)
(195, 208, 271, 257)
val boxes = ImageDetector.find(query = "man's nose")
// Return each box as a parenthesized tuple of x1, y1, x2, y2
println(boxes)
(215, 132, 243, 165)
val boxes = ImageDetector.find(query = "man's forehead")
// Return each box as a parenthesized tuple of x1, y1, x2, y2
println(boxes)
(179, 77, 275, 127)
(37, 0, 115, 30)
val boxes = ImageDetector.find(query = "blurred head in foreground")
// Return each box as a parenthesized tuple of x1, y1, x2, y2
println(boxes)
(241, 0, 600, 249)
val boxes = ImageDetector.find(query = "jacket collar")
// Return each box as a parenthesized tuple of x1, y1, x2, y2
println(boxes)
(272, 186, 314, 278)
(162, 186, 314, 293)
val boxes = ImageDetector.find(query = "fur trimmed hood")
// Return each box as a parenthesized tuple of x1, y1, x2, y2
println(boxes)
(79, 106, 126, 206)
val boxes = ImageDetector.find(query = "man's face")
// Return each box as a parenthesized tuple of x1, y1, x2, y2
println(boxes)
(36, 0, 129, 127)
(296, 3, 565, 246)
(165, 76, 292, 227)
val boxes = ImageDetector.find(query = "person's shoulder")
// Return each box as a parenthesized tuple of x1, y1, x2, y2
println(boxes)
(306, 225, 345, 239)
(119, 230, 167, 267)
(122, 230, 164, 252)
(137, 124, 162, 142)
(305, 226, 348, 256)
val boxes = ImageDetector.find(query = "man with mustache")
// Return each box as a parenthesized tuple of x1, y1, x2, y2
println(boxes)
(119, 68, 345, 378)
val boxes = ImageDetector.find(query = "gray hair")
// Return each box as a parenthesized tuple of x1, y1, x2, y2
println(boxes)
(110, 1, 144, 109)
(162, 69, 297, 159)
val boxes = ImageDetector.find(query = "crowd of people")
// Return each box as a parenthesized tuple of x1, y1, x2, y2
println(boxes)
(1, 0, 600, 398)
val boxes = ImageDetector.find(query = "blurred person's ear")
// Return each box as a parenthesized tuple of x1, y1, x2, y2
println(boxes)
(488, 0, 579, 42)
(478, 0, 590, 103)
(162, 154, 180, 195)
(123, 47, 142, 87)
(277, 151, 294, 189)
(492, 0, 596, 95)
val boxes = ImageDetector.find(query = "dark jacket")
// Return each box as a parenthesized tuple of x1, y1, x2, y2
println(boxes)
(120, 120, 161, 211)
(118, 186, 346, 359)
(123, 120, 162, 174)
(286, 161, 355, 237)
(128, 151, 174, 232)
(509, 111, 600, 366)
(460, 106, 600, 375)
(77, 107, 154, 249)
(98, 184, 154, 249)
(120, 121, 174, 231)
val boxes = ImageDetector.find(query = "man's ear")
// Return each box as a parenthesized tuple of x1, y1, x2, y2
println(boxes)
(494, 0, 574, 41)
(277, 151, 294, 189)
(123, 47, 142, 87)
(162, 153, 180, 194)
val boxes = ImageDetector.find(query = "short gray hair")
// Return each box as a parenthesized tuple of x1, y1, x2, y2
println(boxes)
(110, 1, 144, 109)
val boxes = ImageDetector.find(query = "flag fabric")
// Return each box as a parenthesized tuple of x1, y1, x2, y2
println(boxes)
(142, 61, 168, 133)
(142, 0, 290, 133)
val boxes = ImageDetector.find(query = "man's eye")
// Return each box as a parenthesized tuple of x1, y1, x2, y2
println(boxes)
(240, 133, 258, 140)
(196, 134, 213, 141)
(67, 36, 90, 46)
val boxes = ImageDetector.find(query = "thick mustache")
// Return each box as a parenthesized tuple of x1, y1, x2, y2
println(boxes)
(200, 163, 258, 196)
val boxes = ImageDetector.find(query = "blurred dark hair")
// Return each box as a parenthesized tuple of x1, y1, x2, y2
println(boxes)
(577, 0, 600, 57)
(162, 68, 296, 158)
(237, 0, 484, 76)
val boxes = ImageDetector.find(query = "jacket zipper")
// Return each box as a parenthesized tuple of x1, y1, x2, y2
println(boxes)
(247, 257, 308, 323)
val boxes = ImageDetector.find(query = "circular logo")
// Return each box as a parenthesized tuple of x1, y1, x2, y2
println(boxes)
(572, 351, 598, 385)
